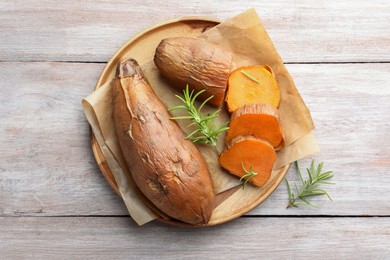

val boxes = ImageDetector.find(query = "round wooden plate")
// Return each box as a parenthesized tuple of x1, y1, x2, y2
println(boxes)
(91, 17, 290, 226)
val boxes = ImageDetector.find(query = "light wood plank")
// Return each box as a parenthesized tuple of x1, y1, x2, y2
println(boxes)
(1, 217, 389, 258)
(0, 0, 389, 62)
(0, 62, 128, 216)
(0, 62, 389, 217)
(251, 63, 390, 215)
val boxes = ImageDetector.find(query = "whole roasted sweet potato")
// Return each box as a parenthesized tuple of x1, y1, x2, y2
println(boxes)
(113, 58, 215, 225)
(154, 37, 232, 107)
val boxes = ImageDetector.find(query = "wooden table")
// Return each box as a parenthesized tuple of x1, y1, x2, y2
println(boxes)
(1, 1, 389, 258)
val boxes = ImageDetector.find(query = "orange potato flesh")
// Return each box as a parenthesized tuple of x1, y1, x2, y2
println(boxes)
(226, 65, 280, 113)
(225, 104, 284, 150)
(219, 136, 276, 187)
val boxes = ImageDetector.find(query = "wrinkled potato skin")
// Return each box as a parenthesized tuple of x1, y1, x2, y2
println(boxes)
(154, 37, 232, 107)
(113, 59, 215, 225)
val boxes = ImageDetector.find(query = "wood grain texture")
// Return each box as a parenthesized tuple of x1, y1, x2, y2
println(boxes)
(0, 0, 389, 62)
(251, 62, 390, 215)
(0, 62, 128, 216)
(0, 62, 389, 217)
(1, 217, 389, 259)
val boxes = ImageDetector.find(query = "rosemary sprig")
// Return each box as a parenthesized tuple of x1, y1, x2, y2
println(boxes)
(240, 163, 258, 189)
(241, 70, 260, 84)
(285, 160, 334, 208)
(168, 85, 229, 148)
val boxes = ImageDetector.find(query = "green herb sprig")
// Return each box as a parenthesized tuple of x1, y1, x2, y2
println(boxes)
(285, 160, 334, 208)
(168, 85, 229, 149)
(240, 163, 258, 189)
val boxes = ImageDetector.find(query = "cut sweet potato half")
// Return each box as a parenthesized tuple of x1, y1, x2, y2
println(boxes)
(225, 104, 285, 150)
(219, 136, 277, 187)
(226, 65, 280, 113)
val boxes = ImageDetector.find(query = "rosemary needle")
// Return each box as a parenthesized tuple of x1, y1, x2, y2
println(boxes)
(241, 70, 261, 84)
(169, 85, 229, 149)
(240, 163, 258, 189)
(285, 160, 334, 208)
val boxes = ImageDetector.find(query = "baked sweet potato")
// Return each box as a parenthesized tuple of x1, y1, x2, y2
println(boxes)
(113, 58, 215, 225)
(154, 37, 232, 107)
(225, 104, 285, 150)
(226, 65, 280, 112)
(219, 136, 276, 187)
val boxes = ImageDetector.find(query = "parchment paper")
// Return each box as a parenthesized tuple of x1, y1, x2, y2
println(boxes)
(82, 8, 319, 226)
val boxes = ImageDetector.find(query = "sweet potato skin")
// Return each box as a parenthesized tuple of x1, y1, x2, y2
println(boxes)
(154, 37, 232, 107)
(113, 58, 215, 225)
(225, 104, 285, 150)
(219, 136, 276, 187)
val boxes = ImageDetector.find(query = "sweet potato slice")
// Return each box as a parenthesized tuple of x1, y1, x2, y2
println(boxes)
(219, 136, 276, 187)
(154, 37, 232, 107)
(225, 104, 285, 150)
(226, 65, 280, 112)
